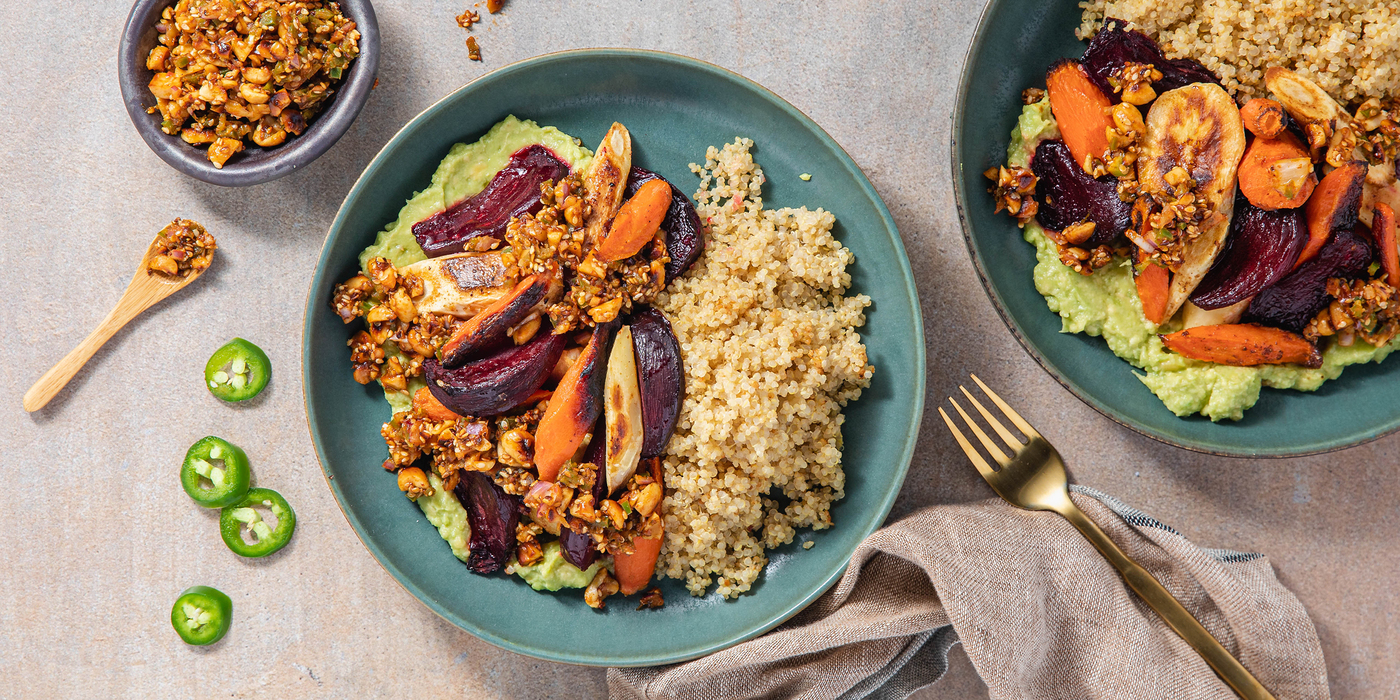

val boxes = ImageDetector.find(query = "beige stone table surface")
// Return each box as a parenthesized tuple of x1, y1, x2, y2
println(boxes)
(2, 1, 1395, 697)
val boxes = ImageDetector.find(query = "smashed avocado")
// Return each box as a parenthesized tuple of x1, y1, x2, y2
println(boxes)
(1008, 99, 1398, 421)
(416, 473, 471, 563)
(359, 115, 593, 272)
(359, 116, 594, 412)
(513, 541, 603, 592)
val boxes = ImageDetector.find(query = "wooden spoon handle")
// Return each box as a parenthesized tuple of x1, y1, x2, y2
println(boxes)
(23, 281, 162, 412)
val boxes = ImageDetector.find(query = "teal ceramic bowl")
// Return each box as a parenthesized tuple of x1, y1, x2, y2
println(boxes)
(304, 49, 924, 666)
(952, 0, 1400, 458)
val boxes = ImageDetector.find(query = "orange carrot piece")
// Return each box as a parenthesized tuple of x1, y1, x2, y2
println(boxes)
(1239, 98, 1287, 139)
(413, 386, 462, 421)
(1376, 202, 1399, 289)
(439, 272, 546, 365)
(1299, 161, 1367, 267)
(597, 179, 672, 262)
(1046, 59, 1113, 173)
(1160, 323, 1321, 368)
(534, 326, 610, 482)
(523, 388, 554, 406)
(1238, 132, 1316, 211)
(614, 534, 662, 596)
(1136, 256, 1171, 325)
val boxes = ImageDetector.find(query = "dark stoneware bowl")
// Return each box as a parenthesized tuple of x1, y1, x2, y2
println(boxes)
(117, 0, 379, 186)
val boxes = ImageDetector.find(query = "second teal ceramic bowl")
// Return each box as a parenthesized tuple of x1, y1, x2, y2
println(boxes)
(952, 0, 1400, 457)
(304, 50, 924, 665)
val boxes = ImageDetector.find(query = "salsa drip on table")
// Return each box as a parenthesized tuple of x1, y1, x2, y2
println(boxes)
(332, 122, 699, 608)
(989, 19, 1400, 370)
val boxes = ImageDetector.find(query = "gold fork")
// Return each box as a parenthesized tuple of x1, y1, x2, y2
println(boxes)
(939, 375, 1276, 700)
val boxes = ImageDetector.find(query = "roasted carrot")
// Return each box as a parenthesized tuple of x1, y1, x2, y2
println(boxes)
(1239, 98, 1287, 139)
(1160, 323, 1321, 368)
(439, 272, 550, 366)
(1046, 59, 1114, 173)
(523, 388, 554, 406)
(534, 323, 614, 482)
(1135, 248, 1171, 325)
(614, 534, 662, 596)
(597, 179, 672, 262)
(1238, 132, 1316, 211)
(1298, 161, 1367, 267)
(1376, 202, 1399, 288)
(413, 386, 462, 421)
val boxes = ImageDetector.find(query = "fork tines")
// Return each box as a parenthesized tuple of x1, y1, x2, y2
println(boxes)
(938, 374, 1040, 477)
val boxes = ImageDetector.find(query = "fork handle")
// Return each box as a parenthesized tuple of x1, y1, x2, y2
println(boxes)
(1054, 499, 1277, 700)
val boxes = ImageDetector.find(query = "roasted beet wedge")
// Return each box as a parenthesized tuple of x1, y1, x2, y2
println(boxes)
(1032, 139, 1131, 245)
(630, 307, 684, 457)
(1243, 225, 1373, 333)
(455, 471, 520, 574)
(559, 527, 597, 571)
(626, 167, 704, 281)
(424, 330, 566, 416)
(412, 145, 571, 258)
(1190, 196, 1307, 310)
(439, 271, 557, 367)
(1081, 18, 1221, 98)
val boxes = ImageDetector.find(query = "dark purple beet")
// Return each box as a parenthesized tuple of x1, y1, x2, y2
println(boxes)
(559, 416, 609, 570)
(630, 307, 684, 457)
(1243, 225, 1374, 333)
(1081, 18, 1221, 98)
(558, 528, 597, 571)
(1032, 139, 1131, 245)
(455, 471, 520, 574)
(412, 145, 571, 258)
(424, 330, 565, 416)
(625, 167, 704, 281)
(583, 415, 607, 479)
(1190, 196, 1308, 309)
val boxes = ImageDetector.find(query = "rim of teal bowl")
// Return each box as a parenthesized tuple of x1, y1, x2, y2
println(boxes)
(949, 0, 1400, 458)
(302, 48, 926, 665)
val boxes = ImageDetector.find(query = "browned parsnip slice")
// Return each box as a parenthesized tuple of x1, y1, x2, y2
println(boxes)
(584, 123, 632, 245)
(604, 326, 644, 495)
(1138, 83, 1248, 321)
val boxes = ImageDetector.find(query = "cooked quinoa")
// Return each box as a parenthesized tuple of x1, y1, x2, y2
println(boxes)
(655, 139, 873, 598)
(1078, 0, 1400, 103)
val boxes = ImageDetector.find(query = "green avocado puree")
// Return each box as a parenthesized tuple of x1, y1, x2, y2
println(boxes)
(416, 473, 471, 563)
(1007, 99, 1398, 421)
(513, 541, 604, 591)
(359, 116, 594, 412)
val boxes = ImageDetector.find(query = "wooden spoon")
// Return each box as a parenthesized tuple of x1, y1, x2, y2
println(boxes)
(23, 226, 214, 412)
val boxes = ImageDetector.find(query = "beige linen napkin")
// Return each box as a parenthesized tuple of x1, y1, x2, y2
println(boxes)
(609, 486, 1329, 700)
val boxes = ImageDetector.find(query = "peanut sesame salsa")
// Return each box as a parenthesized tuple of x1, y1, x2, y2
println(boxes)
(147, 219, 217, 278)
(145, 0, 361, 168)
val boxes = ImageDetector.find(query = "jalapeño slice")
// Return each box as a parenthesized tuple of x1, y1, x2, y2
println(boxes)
(171, 585, 232, 646)
(180, 436, 251, 508)
(205, 338, 270, 402)
(220, 488, 296, 558)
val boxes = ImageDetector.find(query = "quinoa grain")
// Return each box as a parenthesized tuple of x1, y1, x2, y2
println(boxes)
(656, 139, 873, 598)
